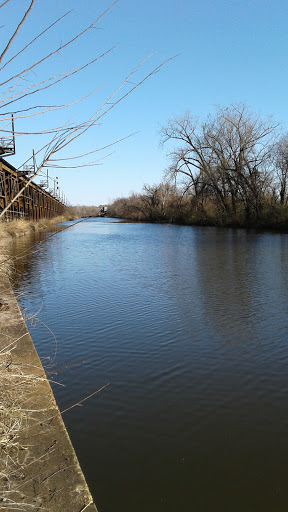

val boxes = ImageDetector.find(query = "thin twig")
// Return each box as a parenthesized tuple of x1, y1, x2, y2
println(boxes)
(0, 0, 36, 64)
(61, 383, 109, 414)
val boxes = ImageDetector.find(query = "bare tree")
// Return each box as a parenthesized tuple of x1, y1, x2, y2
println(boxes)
(0, 0, 175, 218)
(273, 133, 288, 205)
(141, 182, 177, 220)
(162, 104, 278, 220)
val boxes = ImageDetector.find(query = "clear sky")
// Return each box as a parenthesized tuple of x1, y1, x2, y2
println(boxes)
(1, 0, 288, 205)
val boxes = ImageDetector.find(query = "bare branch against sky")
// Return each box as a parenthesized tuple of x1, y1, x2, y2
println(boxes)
(0, 0, 175, 215)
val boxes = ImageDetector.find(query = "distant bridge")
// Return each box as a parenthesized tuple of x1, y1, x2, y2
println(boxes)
(0, 158, 66, 221)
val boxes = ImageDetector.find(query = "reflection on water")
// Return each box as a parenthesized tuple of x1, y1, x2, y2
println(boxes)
(13, 219, 288, 512)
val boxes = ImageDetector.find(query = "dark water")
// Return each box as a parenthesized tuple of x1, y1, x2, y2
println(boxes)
(12, 218, 288, 511)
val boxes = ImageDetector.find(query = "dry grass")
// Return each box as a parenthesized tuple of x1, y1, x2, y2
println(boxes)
(0, 217, 67, 275)
(0, 351, 30, 509)
(0, 228, 38, 510)
(0, 216, 67, 238)
(0, 215, 99, 511)
(0, 346, 60, 511)
(0, 217, 63, 510)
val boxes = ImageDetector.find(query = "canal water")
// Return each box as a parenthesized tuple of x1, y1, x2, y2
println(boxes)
(12, 218, 288, 511)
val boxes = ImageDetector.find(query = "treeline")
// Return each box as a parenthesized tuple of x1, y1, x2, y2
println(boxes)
(109, 104, 288, 229)
(68, 205, 103, 218)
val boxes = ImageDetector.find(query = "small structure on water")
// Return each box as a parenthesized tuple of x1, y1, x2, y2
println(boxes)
(99, 206, 108, 217)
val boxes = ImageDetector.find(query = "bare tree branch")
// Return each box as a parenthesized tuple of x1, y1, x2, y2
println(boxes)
(0, 0, 36, 64)
(0, 0, 11, 8)
(0, 53, 176, 218)
(0, 1, 176, 221)
(0, 10, 72, 73)
(0, 0, 119, 88)
(0, 45, 116, 109)
(0, 87, 105, 120)
(49, 132, 138, 161)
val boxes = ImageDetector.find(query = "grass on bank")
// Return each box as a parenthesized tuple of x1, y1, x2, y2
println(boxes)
(0, 216, 71, 276)
(0, 350, 40, 510)
(0, 214, 76, 510)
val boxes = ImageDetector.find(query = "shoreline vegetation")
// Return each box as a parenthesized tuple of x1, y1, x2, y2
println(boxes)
(108, 189, 288, 232)
(108, 103, 288, 232)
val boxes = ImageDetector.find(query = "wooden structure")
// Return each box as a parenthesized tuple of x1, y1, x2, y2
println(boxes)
(0, 158, 65, 220)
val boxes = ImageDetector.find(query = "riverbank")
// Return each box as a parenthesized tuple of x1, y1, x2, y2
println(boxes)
(108, 188, 288, 232)
(109, 210, 288, 232)
(0, 217, 97, 511)
(0, 279, 97, 511)
(0, 217, 64, 270)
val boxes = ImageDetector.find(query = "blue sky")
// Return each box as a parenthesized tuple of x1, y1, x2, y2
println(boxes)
(1, 0, 288, 205)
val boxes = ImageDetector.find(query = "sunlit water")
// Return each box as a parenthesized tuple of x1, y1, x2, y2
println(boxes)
(12, 218, 288, 511)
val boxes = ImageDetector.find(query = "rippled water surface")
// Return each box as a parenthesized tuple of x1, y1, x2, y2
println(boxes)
(13, 219, 288, 511)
